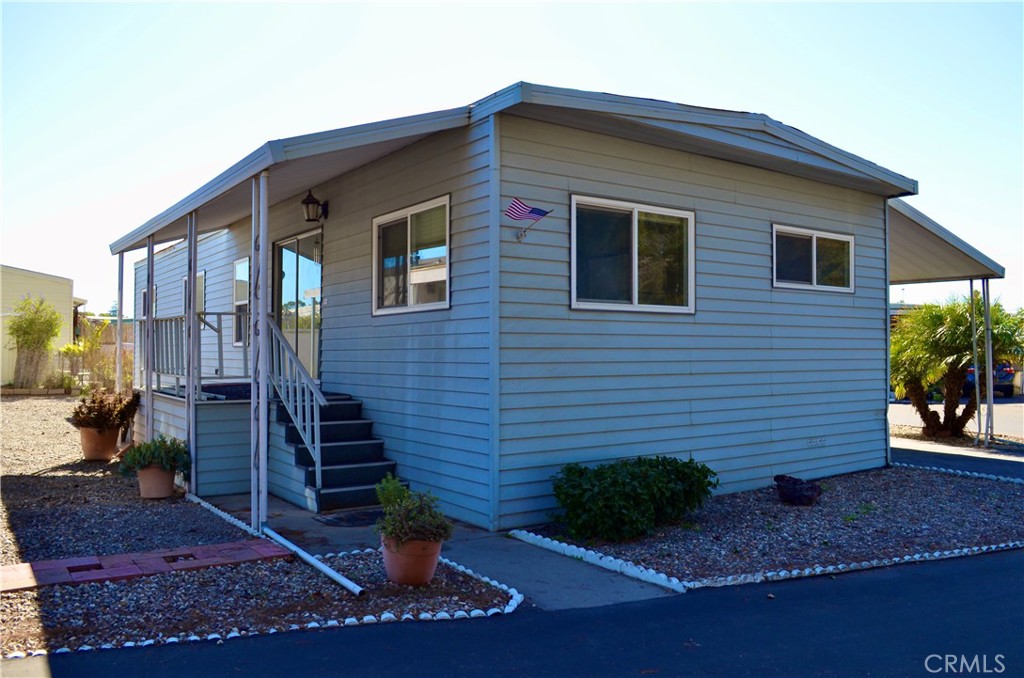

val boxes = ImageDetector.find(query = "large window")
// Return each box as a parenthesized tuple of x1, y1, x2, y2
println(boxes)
(572, 196, 695, 313)
(372, 195, 450, 315)
(773, 225, 854, 292)
(233, 258, 249, 346)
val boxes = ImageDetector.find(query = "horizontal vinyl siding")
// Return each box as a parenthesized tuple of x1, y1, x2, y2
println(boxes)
(497, 115, 888, 528)
(194, 401, 250, 496)
(314, 124, 494, 527)
(133, 393, 187, 442)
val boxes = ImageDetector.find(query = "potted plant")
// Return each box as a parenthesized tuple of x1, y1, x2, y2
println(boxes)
(118, 434, 191, 499)
(375, 474, 453, 586)
(68, 389, 140, 461)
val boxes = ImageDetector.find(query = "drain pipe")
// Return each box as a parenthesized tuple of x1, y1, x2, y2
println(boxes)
(263, 526, 365, 597)
(185, 493, 364, 596)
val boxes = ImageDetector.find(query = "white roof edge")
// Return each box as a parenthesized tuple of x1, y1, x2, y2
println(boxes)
(890, 198, 1005, 279)
(485, 82, 917, 197)
(109, 107, 471, 255)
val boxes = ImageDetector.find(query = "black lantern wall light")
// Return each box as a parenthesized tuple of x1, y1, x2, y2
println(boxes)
(301, 190, 329, 223)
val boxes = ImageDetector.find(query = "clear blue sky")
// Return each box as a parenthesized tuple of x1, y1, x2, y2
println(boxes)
(2, 2, 1021, 313)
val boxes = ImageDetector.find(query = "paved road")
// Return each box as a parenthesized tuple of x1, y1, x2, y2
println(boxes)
(889, 394, 1024, 438)
(8, 550, 1022, 678)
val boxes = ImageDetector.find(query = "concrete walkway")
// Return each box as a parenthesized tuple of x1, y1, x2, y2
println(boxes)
(890, 436, 1024, 479)
(210, 494, 674, 611)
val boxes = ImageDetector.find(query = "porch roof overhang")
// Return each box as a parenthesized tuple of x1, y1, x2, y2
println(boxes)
(889, 199, 1004, 284)
(111, 82, 921, 255)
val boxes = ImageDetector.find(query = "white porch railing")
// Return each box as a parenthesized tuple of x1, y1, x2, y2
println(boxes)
(142, 312, 249, 392)
(268, 320, 327, 489)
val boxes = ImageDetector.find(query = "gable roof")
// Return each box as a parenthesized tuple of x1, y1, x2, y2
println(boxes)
(111, 82, 917, 255)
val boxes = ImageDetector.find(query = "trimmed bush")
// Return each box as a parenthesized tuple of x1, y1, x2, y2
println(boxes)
(552, 456, 718, 542)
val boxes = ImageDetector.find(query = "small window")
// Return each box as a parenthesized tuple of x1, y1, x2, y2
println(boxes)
(372, 196, 450, 315)
(233, 258, 249, 346)
(181, 272, 205, 315)
(773, 225, 854, 292)
(572, 196, 695, 313)
(141, 286, 158, 319)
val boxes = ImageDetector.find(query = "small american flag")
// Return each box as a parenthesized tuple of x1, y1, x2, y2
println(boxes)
(505, 198, 550, 222)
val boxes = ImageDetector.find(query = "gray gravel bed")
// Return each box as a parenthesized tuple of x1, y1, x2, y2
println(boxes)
(541, 466, 1024, 582)
(0, 397, 510, 657)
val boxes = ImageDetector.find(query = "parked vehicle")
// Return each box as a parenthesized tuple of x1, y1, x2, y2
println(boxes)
(964, 362, 1016, 398)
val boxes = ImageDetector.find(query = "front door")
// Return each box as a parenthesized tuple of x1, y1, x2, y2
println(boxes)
(275, 229, 323, 378)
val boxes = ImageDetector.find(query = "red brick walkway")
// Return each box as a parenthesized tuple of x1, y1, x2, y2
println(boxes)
(0, 540, 292, 592)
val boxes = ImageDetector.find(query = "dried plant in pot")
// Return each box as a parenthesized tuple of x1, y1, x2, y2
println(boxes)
(68, 389, 140, 461)
(375, 474, 454, 586)
(118, 434, 191, 499)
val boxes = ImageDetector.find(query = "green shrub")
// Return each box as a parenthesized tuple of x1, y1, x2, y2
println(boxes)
(375, 472, 410, 510)
(118, 434, 191, 476)
(376, 491, 453, 546)
(69, 388, 140, 432)
(551, 456, 718, 542)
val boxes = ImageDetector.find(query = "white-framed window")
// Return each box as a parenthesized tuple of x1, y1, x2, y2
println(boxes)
(181, 271, 205, 315)
(233, 258, 249, 346)
(372, 195, 450, 315)
(571, 195, 695, 313)
(772, 225, 854, 292)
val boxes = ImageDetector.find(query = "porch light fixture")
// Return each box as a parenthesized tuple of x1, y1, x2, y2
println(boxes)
(301, 190, 328, 223)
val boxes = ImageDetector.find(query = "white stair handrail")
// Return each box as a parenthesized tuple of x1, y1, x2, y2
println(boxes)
(267, 321, 328, 489)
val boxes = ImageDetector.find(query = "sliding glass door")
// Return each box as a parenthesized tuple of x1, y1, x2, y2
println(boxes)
(275, 230, 323, 378)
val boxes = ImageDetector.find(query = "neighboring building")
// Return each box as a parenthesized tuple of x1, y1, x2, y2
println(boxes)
(111, 83, 1004, 531)
(0, 265, 86, 385)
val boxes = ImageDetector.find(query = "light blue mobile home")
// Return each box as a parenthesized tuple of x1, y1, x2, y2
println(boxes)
(112, 83, 1003, 531)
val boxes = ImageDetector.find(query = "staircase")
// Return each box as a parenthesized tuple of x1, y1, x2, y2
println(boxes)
(273, 392, 395, 512)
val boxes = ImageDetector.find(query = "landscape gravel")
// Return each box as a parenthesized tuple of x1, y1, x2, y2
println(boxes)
(536, 464, 1024, 583)
(0, 396, 511, 657)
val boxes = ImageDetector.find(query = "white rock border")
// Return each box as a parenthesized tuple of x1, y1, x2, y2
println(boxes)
(510, 465, 1024, 594)
(4, 520, 520, 660)
(509, 529, 1024, 594)
(890, 461, 1024, 485)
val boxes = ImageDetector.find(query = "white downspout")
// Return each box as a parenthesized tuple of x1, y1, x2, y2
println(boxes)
(258, 170, 271, 530)
(145, 235, 155, 441)
(249, 177, 261, 532)
(883, 200, 892, 467)
(116, 252, 124, 393)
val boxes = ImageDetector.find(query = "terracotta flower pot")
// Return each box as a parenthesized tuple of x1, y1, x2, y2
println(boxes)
(136, 465, 176, 499)
(381, 536, 443, 586)
(79, 427, 120, 461)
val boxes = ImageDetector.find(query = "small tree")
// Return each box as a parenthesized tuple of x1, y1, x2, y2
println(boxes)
(891, 295, 1024, 438)
(6, 296, 63, 388)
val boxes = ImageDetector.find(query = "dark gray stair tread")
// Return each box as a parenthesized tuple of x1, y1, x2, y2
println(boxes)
(285, 419, 373, 444)
(294, 439, 385, 467)
(315, 484, 380, 511)
(305, 460, 396, 488)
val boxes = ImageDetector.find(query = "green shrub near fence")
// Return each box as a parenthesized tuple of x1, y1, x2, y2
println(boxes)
(552, 456, 718, 542)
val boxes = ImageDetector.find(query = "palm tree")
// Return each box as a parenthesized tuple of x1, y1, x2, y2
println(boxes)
(891, 295, 1023, 438)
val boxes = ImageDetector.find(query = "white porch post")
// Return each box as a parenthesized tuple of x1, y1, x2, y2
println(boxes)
(186, 212, 199, 491)
(970, 280, 982, 446)
(116, 253, 124, 393)
(258, 170, 270, 529)
(250, 171, 271, 533)
(249, 177, 261, 531)
(145, 235, 155, 441)
(982, 278, 995, 447)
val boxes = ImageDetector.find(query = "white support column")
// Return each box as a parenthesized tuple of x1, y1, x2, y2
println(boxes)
(186, 212, 199, 491)
(116, 252, 124, 393)
(249, 177, 261, 532)
(982, 278, 995, 447)
(970, 280, 981, 446)
(145, 236, 155, 441)
(258, 170, 271, 529)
